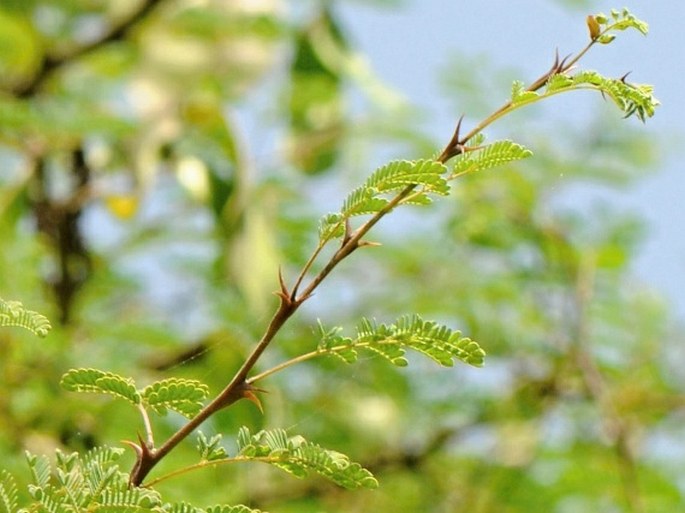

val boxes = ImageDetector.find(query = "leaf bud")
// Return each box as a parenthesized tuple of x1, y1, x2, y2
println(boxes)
(586, 15, 601, 40)
(594, 13, 608, 24)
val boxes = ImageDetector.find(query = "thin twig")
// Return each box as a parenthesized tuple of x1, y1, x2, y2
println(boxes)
(11, 0, 164, 98)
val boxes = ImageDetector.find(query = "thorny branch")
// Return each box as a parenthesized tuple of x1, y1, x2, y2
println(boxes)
(127, 14, 653, 487)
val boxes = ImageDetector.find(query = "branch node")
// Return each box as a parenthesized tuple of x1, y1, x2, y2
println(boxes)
(437, 114, 466, 163)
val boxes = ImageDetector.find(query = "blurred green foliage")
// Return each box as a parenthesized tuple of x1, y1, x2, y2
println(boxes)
(0, 1, 680, 512)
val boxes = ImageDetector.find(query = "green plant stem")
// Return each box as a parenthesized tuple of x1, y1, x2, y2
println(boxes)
(143, 454, 315, 488)
(248, 350, 322, 385)
(129, 297, 296, 485)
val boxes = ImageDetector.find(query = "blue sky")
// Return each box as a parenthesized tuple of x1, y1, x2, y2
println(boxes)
(337, 1, 685, 317)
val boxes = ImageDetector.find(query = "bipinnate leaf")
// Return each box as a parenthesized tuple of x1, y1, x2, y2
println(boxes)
(142, 378, 210, 418)
(593, 8, 648, 37)
(164, 504, 202, 513)
(341, 186, 389, 218)
(366, 159, 449, 196)
(571, 70, 658, 121)
(511, 80, 539, 104)
(60, 368, 140, 406)
(205, 506, 266, 513)
(318, 315, 486, 368)
(23, 447, 161, 513)
(196, 432, 228, 461)
(236, 427, 378, 490)
(451, 140, 533, 178)
(318, 159, 448, 241)
(18, 446, 263, 513)
(25, 453, 51, 488)
(0, 298, 51, 337)
(0, 470, 18, 513)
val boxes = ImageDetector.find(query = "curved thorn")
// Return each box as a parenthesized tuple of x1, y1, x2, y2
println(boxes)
(558, 53, 574, 73)
(122, 439, 143, 458)
(277, 267, 294, 304)
(438, 115, 466, 162)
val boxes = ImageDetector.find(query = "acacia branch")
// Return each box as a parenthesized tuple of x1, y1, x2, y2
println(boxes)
(127, 21, 642, 487)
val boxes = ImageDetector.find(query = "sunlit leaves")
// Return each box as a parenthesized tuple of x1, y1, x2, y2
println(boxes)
(510, 67, 658, 123)
(0, 470, 18, 513)
(10, 447, 267, 513)
(451, 141, 533, 178)
(511, 80, 539, 104)
(142, 378, 210, 418)
(196, 432, 228, 462)
(61, 370, 210, 418)
(572, 70, 659, 121)
(60, 369, 140, 406)
(317, 315, 486, 368)
(592, 8, 649, 39)
(318, 159, 448, 241)
(23, 447, 163, 512)
(205, 506, 265, 513)
(0, 297, 51, 337)
(236, 427, 378, 490)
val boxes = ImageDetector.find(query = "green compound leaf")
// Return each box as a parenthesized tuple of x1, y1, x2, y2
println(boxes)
(236, 427, 378, 490)
(142, 378, 210, 418)
(571, 70, 659, 121)
(596, 8, 649, 36)
(25, 452, 51, 489)
(451, 140, 533, 178)
(366, 159, 449, 196)
(60, 368, 141, 406)
(318, 315, 486, 368)
(341, 186, 389, 218)
(0, 470, 18, 513)
(196, 432, 228, 462)
(545, 73, 574, 93)
(163, 503, 203, 513)
(0, 298, 51, 337)
(318, 213, 345, 240)
(205, 506, 266, 513)
(23, 446, 160, 513)
(511, 80, 539, 104)
(20, 446, 264, 513)
(318, 159, 448, 242)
